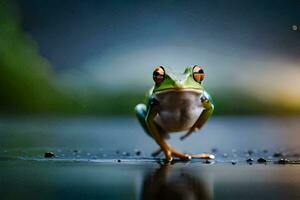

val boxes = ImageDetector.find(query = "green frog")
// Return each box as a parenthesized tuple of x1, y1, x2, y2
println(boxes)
(135, 65, 214, 161)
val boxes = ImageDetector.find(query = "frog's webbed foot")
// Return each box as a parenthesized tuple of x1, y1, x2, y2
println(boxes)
(152, 148, 214, 160)
(169, 147, 192, 160)
(151, 147, 192, 161)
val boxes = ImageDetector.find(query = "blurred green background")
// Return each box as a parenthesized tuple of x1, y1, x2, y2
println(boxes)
(0, 0, 299, 116)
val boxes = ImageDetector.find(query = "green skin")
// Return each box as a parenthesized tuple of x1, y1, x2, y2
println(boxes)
(135, 66, 214, 161)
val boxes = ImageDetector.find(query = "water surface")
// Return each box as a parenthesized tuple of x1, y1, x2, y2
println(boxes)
(1, 116, 300, 199)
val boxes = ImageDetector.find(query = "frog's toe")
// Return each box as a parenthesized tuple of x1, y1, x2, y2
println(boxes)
(165, 156, 173, 162)
(164, 150, 173, 162)
(170, 148, 192, 160)
(192, 153, 215, 160)
(175, 153, 192, 160)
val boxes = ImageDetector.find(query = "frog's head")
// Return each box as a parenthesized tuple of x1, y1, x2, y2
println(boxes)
(152, 65, 205, 93)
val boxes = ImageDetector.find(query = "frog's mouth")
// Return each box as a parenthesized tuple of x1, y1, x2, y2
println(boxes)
(155, 88, 203, 95)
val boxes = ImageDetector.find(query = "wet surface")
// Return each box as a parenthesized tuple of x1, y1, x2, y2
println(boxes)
(1, 116, 300, 199)
(1, 159, 300, 200)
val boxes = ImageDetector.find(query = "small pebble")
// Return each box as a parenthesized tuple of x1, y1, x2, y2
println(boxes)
(231, 161, 237, 165)
(116, 150, 120, 154)
(73, 150, 78, 153)
(44, 152, 55, 158)
(117, 159, 121, 163)
(278, 158, 289, 164)
(292, 25, 298, 32)
(257, 158, 267, 163)
(134, 149, 141, 156)
(222, 153, 228, 158)
(246, 158, 253, 162)
(263, 149, 268, 154)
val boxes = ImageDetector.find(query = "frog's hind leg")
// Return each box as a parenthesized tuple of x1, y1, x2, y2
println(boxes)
(136, 103, 190, 161)
(135, 104, 168, 157)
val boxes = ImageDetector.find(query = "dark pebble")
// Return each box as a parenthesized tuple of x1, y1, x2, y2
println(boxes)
(44, 152, 55, 158)
(273, 152, 283, 157)
(257, 158, 267, 163)
(211, 148, 218, 153)
(263, 149, 268, 154)
(246, 158, 253, 162)
(117, 159, 121, 163)
(278, 158, 289, 164)
(73, 150, 78, 153)
(116, 150, 120, 154)
(135, 150, 141, 156)
(231, 161, 237, 165)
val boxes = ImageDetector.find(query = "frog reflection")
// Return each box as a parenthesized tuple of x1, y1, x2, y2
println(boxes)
(141, 163, 212, 200)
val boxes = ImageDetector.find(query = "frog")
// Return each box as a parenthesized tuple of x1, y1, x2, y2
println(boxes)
(135, 65, 214, 161)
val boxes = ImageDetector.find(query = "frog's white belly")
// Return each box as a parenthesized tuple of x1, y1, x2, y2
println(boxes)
(153, 89, 204, 132)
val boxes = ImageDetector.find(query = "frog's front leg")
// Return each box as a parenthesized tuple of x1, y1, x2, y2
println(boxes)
(144, 98, 191, 162)
(181, 92, 214, 140)
(135, 104, 151, 137)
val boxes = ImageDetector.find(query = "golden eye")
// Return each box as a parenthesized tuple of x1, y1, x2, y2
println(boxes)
(193, 65, 204, 83)
(153, 66, 165, 84)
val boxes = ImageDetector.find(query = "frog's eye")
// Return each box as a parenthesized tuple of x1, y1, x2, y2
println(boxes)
(153, 66, 165, 84)
(193, 65, 205, 83)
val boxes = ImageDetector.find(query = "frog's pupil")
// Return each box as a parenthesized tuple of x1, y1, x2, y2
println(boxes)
(198, 69, 204, 74)
(153, 71, 160, 76)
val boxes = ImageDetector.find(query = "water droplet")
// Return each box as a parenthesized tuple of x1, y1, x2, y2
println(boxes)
(292, 25, 298, 31)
